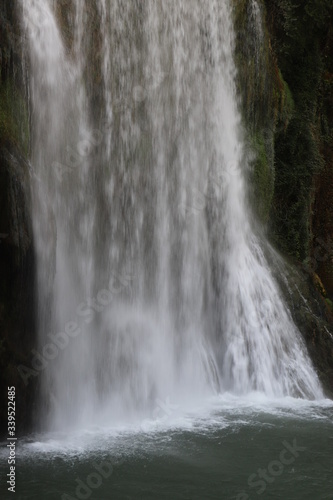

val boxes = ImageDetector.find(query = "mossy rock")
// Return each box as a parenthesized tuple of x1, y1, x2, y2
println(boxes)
(275, 68, 294, 130)
(313, 272, 327, 298)
(325, 298, 333, 310)
(0, 79, 29, 156)
(248, 131, 274, 223)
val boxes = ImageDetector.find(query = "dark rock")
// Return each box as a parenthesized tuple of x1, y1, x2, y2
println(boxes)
(0, 0, 37, 436)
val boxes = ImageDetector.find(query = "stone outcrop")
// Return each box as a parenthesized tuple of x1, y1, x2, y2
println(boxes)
(0, 0, 36, 435)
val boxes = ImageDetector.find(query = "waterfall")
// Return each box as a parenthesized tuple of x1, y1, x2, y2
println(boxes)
(23, 0, 323, 430)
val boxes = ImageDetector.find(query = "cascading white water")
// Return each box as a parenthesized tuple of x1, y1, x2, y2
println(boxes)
(23, 0, 323, 430)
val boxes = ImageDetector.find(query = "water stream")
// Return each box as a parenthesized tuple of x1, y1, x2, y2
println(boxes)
(1, 2, 332, 499)
(22, 0, 324, 432)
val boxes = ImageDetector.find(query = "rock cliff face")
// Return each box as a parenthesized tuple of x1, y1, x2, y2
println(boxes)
(233, 0, 333, 395)
(0, 1, 36, 434)
(264, 0, 333, 266)
(0, 0, 332, 434)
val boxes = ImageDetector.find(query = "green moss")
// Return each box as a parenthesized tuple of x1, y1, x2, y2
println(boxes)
(232, 0, 275, 132)
(0, 79, 29, 156)
(325, 298, 333, 310)
(263, 0, 332, 261)
(276, 68, 294, 129)
(231, 0, 278, 224)
(249, 132, 274, 223)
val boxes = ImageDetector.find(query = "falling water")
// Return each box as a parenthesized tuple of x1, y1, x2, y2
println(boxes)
(23, 0, 323, 430)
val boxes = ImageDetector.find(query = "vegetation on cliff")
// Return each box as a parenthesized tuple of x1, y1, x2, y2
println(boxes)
(232, 0, 333, 394)
(265, 0, 333, 265)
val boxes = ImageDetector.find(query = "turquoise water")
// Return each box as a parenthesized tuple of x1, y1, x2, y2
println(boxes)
(1, 395, 332, 499)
